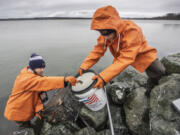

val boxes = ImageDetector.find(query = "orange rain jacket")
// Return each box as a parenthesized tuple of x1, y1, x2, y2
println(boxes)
(80, 5, 157, 83)
(4, 66, 65, 122)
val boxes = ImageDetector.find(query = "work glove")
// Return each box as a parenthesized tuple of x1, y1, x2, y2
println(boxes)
(65, 76, 77, 86)
(77, 68, 85, 76)
(92, 75, 105, 89)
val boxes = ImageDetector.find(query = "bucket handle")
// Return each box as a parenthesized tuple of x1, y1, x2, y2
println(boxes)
(104, 86, 115, 135)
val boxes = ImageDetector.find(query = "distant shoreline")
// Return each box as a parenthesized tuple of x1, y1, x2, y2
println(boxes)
(0, 17, 180, 21)
(0, 17, 92, 21)
(0, 13, 180, 21)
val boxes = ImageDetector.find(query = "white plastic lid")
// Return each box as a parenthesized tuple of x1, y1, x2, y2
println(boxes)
(72, 72, 95, 92)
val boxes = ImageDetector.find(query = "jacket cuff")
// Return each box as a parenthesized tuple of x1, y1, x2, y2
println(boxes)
(79, 67, 85, 70)
(80, 65, 88, 70)
(99, 72, 111, 83)
(98, 74, 106, 84)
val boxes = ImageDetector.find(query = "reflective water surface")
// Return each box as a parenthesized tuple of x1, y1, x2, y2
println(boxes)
(0, 19, 180, 134)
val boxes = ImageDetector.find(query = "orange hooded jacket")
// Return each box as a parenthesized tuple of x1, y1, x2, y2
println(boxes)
(80, 5, 157, 83)
(4, 66, 65, 122)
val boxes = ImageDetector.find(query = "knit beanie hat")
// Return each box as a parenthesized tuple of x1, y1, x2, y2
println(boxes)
(29, 53, 46, 70)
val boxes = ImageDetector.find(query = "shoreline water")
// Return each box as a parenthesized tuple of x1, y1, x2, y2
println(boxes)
(0, 19, 180, 134)
(0, 16, 180, 21)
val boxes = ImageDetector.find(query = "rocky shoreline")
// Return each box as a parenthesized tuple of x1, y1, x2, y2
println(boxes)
(24, 53, 180, 135)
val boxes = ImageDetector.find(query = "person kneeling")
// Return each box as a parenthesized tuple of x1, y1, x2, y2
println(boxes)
(4, 53, 77, 135)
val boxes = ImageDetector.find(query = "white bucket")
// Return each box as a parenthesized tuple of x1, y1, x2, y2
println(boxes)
(71, 70, 107, 111)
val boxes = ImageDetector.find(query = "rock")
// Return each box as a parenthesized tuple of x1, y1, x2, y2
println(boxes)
(42, 88, 81, 124)
(40, 87, 82, 135)
(108, 82, 132, 105)
(74, 127, 96, 135)
(40, 121, 52, 135)
(13, 128, 35, 135)
(124, 87, 149, 135)
(40, 121, 73, 135)
(74, 127, 110, 135)
(38, 53, 180, 135)
(150, 74, 180, 135)
(108, 104, 130, 135)
(161, 53, 180, 74)
(96, 130, 111, 135)
(79, 105, 107, 130)
(113, 67, 148, 88)
(150, 117, 180, 135)
(26, 128, 35, 135)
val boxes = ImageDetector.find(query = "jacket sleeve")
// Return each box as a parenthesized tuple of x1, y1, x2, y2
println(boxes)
(99, 28, 142, 83)
(80, 36, 107, 70)
(25, 76, 65, 91)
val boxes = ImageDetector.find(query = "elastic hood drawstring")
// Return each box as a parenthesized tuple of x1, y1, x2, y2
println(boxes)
(104, 33, 120, 53)
(104, 38, 107, 50)
(116, 33, 120, 53)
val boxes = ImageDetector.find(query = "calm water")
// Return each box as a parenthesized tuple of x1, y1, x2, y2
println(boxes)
(0, 19, 180, 134)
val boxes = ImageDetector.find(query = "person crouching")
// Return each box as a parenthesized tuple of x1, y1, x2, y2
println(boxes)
(4, 53, 77, 135)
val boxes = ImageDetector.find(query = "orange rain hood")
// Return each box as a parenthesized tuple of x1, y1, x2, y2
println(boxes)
(91, 5, 123, 34)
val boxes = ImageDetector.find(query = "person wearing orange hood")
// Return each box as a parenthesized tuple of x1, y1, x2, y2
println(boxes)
(78, 5, 166, 96)
(4, 53, 77, 135)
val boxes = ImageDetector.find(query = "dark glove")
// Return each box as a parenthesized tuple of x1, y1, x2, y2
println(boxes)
(65, 76, 77, 86)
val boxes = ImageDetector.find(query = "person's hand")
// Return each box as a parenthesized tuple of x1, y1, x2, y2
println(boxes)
(92, 75, 105, 89)
(65, 76, 77, 86)
(78, 68, 84, 76)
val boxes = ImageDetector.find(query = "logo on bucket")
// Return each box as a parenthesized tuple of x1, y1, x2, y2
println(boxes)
(82, 94, 99, 104)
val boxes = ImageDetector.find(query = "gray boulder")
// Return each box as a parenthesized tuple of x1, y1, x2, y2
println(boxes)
(108, 104, 129, 135)
(13, 128, 35, 135)
(113, 67, 148, 88)
(40, 121, 73, 135)
(150, 117, 180, 135)
(108, 82, 132, 105)
(74, 127, 110, 135)
(38, 53, 180, 135)
(161, 53, 180, 74)
(79, 105, 107, 130)
(150, 74, 180, 135)
(42, 88, 81, 124)
(96, 130, 111, 135)
(124, 87, 149, 135)
(74, 127, 96, 135)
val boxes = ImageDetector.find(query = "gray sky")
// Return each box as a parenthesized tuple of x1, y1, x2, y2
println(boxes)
(0, 0, 180, 18)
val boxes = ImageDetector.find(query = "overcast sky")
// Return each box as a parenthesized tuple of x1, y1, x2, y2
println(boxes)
(0, 0, 180, 18)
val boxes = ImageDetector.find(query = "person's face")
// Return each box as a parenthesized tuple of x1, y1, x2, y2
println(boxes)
(103, 32, 116, 40)
(34, 68, 44, 76)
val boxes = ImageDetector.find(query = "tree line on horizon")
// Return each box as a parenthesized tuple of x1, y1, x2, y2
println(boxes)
(153, 13, 180, 20)
(0, 13, 180, 20)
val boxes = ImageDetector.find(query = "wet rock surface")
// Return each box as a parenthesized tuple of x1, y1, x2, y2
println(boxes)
(21, 53, 180, 135)
(108, 104, 129, 135)
(150, 74, 180, 135)
(113, 66, 148, 88)
(40, 121, 73, 135)
(108, 82, 132, 105)
(161, 53, 180, 74)
(79, 105, 108, 130)
(124, 87, 149, 135)
(13, 128, 35, 135)
(41, 88, 81, 124)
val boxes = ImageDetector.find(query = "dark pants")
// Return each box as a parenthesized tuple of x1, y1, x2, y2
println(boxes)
(15, 121, 32, 130)
(145, 59, 166, 95)
(15, 116, 43, 135)
(146, 59, 166, 81)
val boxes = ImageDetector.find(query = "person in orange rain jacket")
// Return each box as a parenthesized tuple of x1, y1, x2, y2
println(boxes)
(78, 5, 166, 96)
(4, 53, 77, 135)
